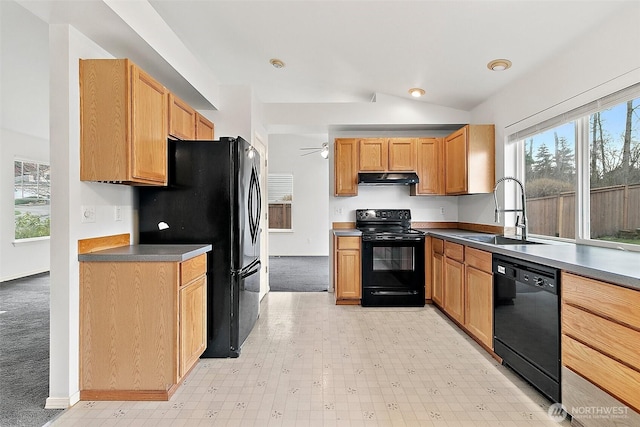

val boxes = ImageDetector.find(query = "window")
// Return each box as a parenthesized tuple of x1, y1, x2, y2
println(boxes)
(14, 160, 50, 239)
(524, 123, 576, 239)
(268, 173, 292, 230)
(516, 87, 640, 250)
(588, 98, 640, 245)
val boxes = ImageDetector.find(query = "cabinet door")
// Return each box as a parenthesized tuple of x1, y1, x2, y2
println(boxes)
(444, 126, 468, 194)
(131, 64, 168, 184)
(334, 138, 359, 196)
(359, 138, 387, 171)
(336, 237, 361, 300)
(195, 113, 215, 140)
(168, 93, 196, 140)
(444, 257, 464, 324)
(388, 138, 416, 171)
(412, 138, 443, 195)
(432, 252, 443, 306)
(464, 266, 493, 349)
(179, 276, 207, 378)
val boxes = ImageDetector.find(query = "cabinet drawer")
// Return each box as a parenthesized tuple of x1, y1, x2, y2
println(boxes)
(562, 335, 640, 412)
(433, 238, 444, 254)
(563, 272, 640, 329)
(465, 247, 491, 273)
(181, 254, 207, 286)
(562, 303, 640, 370)
(337, 236, 360, 250)
(444, 241, 464, 262)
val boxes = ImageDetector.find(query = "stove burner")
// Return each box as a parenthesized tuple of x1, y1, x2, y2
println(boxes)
(356, 209, 424, 241)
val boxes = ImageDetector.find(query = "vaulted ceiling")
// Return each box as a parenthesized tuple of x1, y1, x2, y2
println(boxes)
(15, 0, 633, 111)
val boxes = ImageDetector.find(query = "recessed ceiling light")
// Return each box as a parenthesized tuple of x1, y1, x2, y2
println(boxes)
(487, 59, 512, 71)
(269, 58, 285, 69)
(408, 88, 425, 97)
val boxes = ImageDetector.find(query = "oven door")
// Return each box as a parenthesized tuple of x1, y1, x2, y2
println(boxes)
(361, 239, 425, 307)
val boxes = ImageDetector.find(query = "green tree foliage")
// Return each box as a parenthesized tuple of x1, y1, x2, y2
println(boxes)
(15, 212, 50, 239)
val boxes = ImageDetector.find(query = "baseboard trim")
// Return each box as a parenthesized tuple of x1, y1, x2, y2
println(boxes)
(45, 397, 70, 409)
(45, 391, 80, 409)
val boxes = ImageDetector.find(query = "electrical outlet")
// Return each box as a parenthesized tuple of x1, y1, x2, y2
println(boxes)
(334, 207, 343, 215)
(440, 207, 445, 216)
(114, 206, 122, 221)
(81, 205, 96, 223)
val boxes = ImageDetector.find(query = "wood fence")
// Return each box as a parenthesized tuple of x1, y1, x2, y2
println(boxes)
(527, 184, 640, 238)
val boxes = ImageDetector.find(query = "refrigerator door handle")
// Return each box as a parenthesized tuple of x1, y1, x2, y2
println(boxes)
(238, 258, 261, 280)
(248, 164, 261, 246)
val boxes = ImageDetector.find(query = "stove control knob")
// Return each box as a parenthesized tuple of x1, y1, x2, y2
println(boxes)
(535, 277, 545, 287)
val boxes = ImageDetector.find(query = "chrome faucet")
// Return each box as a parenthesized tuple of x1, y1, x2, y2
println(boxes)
(493, 176, 528, 241)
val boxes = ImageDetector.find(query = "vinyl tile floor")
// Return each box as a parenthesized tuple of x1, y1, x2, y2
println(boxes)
(50, 292, 570, 426)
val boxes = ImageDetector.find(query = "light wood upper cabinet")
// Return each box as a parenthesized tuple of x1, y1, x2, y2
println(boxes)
(444, 125, 495, 195)
(359, 138, 388, 171)
(411, 137, 443, 195)
(80, 58, 168, 185)
(168, 93, 196, 140)
(334, 138, 359, 196)
(388, 138, 416, 171)
(195, 113, 215, 140)
(358, 138, 416, 172)
(334, 236, 361, 303)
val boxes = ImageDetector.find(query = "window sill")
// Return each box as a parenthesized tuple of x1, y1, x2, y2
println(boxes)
(12, 236, 50, 245)
(269, 229, 294, 233)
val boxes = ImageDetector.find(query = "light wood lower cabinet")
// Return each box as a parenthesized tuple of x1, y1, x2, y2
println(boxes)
(431, 238, 444, 306)
(561, 272, 640, 419)
(463, 247, 493, 349)
(443, 256, 465, 324)
(431, 238, 493, 350)
(443, 241, 465, 324)
(334, 235, 361, 304)
(79, 254, 207, 400)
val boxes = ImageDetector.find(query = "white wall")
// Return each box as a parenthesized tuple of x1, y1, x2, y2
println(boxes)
(268, 134, 329, 256)
(467, 1, 640, 228)
(0, 1, 50, 281)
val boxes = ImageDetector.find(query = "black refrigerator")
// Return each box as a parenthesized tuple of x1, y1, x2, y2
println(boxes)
(137, 136, 262, 358)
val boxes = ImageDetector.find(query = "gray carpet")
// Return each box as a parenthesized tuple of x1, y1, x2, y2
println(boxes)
(269, 256, 329, 292)
(0, 273, 63, 427)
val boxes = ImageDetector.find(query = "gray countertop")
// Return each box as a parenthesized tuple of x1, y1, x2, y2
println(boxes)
(78, 244, 212, 262)
(333, 229, 362, 237)
(422, 229, 640, 290)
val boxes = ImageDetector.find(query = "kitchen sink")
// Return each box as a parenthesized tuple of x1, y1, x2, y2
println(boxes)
(457, 234, 544, 245)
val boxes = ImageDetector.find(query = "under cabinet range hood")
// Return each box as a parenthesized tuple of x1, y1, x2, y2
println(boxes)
(358, 172, 419, 185)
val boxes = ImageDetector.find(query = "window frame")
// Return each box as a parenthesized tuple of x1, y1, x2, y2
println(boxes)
(267, 173, 293, 232)
(14, 158, 51, 241)
(511, 83, 640, 252)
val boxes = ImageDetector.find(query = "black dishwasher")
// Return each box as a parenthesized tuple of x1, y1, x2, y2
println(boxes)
(493, 254, 561, 403)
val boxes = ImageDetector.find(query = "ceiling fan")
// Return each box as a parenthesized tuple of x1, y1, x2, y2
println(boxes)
(299, 142, 329, 159)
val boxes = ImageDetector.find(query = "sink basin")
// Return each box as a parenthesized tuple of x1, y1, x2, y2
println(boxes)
(458, 234, 544, 245)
